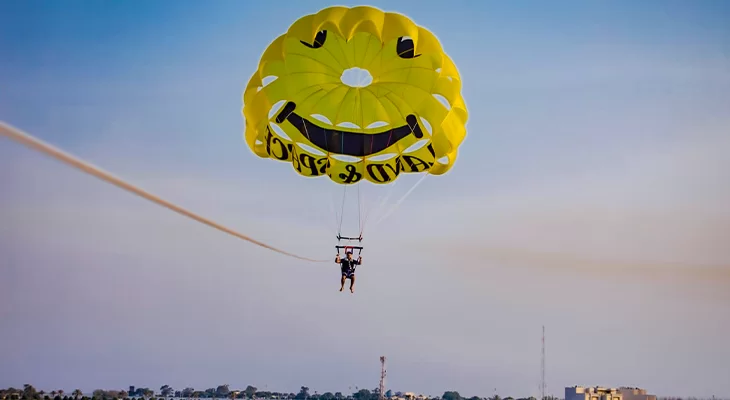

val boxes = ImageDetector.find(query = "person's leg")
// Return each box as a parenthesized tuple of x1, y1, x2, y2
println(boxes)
(340, 274, 346, 291)
(349, 274, 355, 293)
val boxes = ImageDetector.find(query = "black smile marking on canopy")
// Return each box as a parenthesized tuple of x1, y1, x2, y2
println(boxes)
(275, 101, 424, 157)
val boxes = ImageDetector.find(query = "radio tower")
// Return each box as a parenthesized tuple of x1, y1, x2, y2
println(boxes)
(379, 356, 387, 400)
(541, 326, 546, 400)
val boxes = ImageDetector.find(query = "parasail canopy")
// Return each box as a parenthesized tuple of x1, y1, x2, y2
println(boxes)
(242, 5, 468, 186)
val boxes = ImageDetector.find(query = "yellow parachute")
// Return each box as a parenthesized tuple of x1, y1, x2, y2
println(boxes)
(242, 5, 468, 185)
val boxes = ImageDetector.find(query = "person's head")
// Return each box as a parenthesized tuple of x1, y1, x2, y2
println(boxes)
(346, 251, 353, 259)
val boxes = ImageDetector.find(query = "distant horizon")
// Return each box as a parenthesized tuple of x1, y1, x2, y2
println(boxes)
(3, 384, 722, 400)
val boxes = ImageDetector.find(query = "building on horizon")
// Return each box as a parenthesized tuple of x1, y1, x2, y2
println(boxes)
(617, 387, 656, 400)
(566, 386, 656, 400)
(566, 386, 622, 400)
(389, 393, 428, 400)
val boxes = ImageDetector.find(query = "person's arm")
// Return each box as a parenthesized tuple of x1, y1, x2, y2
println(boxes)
(335, 254, 341, 263)
(357, 256, 363, 264)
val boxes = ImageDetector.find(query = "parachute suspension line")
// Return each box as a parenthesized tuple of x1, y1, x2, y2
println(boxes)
(302, 138, 330, 235)
(329, 193, 340, 234)
(322, 134, 339, 234)
(374, 171, 431, 227)
(301, 115, 331, 236)
(0, 121, 330, 263)
(360, 193, 381, 233)
(354, 87, 365, 238)
(360, 178, 398, 234)
(357, 182, 362, 235)
(360, 106, 400, 234)
(337, 184, 347, 236)
(315, 185, 335, 235)
(335, 101, 348, 237)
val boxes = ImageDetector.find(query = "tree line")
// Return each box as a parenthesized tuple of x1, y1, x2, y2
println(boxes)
(2, 384, 725, 400)
(1, 386, 537, 400)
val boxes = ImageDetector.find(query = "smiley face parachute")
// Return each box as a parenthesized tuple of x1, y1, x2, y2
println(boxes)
(241, 5, 468, 252)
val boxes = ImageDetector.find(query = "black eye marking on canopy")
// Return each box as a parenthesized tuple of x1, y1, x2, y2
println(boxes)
(275, 101, 424, 157)
(301, 31, 419, 59)
(397, 36, 420, 58)
(300, 30, 327, 48)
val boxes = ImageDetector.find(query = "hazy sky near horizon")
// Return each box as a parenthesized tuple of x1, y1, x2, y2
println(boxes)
(1, 0, 730, 398)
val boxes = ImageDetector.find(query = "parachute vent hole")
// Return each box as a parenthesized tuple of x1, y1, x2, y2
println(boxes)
(261, 75, 278, 87)
(437, 156, 449, 165)
(366, 121, 389, 129)
(268, 100, 287, 121)
(340, 67, 373, 88)
(257, 75, 278, 92)
(297, 143, 326, 157)
(332, 154, 362, 163)
(269, 122, 292, 141)
(433, 94, 451, 110)
(367, 153, 397, 162)
(255, 140, 263, 145)
(436, 68, 442, 73)
(403, 140, 428, 154)
(311, 114, 333, 125)
(418, 117, 433, 135)
(337, 121, 361, 129)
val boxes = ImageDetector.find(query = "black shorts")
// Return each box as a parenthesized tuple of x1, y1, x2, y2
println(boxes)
(341, 269, 355, 278)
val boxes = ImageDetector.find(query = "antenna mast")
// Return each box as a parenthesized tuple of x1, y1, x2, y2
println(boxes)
(379, 356, 387, 400)
(541, 326, 546, 400)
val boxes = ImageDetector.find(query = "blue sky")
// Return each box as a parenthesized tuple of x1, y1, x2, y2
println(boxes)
(1, 0, 729, 398)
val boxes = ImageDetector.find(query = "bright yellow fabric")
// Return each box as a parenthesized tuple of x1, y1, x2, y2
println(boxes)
(242, 5, 468, 185)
